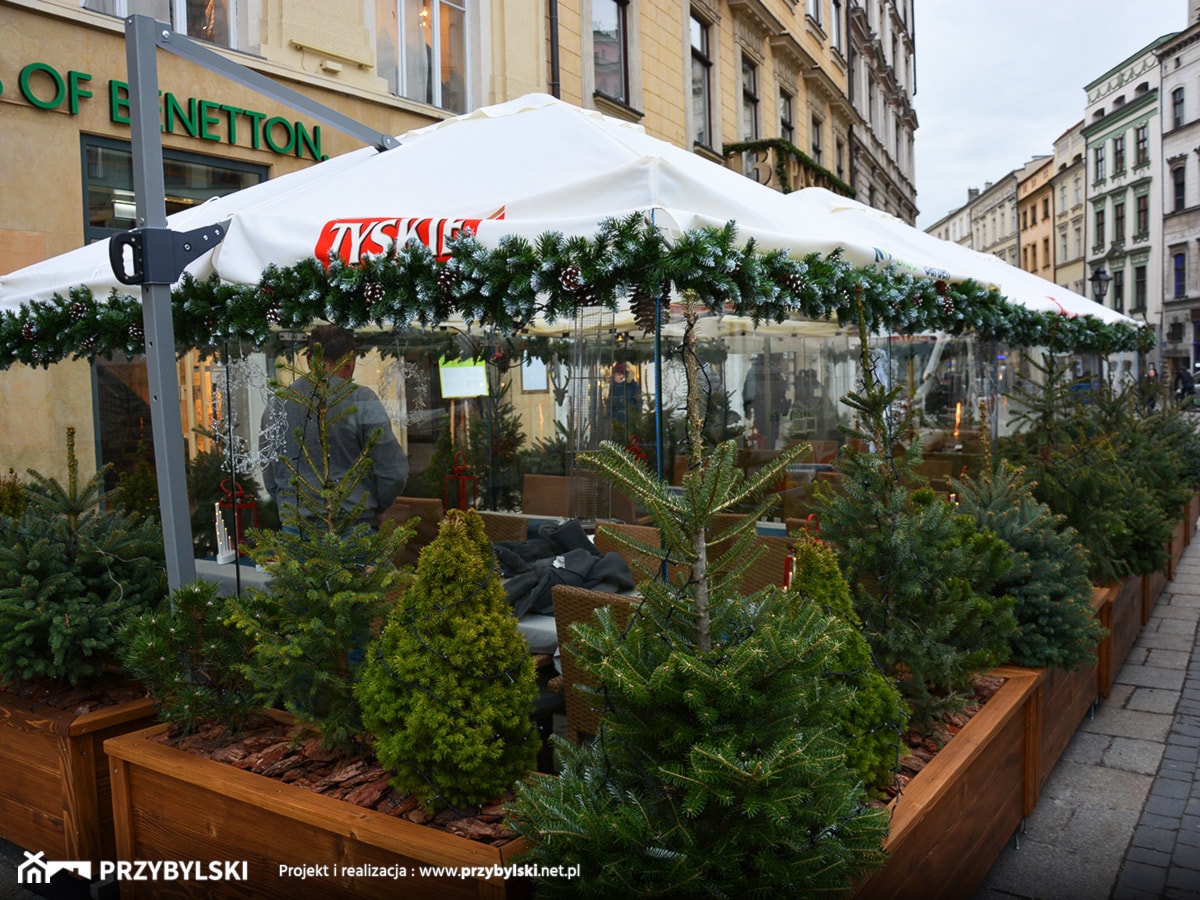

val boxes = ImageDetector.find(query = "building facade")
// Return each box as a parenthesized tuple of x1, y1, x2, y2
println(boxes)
(1083, 36, 1172, 332)
(846, 0, 917, 223)
(969, 174, 1019, 268)
(1, 0, 901, 486)
(1017, 156, 1054, 279)
(1051, 121, 1087, 298)
(1157, 18, 1200, 370)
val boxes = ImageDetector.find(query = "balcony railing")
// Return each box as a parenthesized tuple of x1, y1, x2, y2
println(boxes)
(723, 139, 855, 197)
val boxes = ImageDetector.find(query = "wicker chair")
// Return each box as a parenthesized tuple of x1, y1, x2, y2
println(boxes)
(594, 522, 685, 586)
(521, 474, 568, 517)
(552, 583, 638, 745)
(476, 510, 530, 543)
(379, 496, 444, 568)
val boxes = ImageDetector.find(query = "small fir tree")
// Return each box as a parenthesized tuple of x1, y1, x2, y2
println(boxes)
(508, 294, 891, 897)
(0, 428, 167, 688)
(952, 453, 1103, 670)
(120, 580, 257, 734)
(227, 344, 413, 752)
(816, 309, 1016, 733)
(355, 508, 538, 811)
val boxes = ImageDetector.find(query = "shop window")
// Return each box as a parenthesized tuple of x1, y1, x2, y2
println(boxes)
(376, 0, 469, 113)
(81, 135, 264, 245)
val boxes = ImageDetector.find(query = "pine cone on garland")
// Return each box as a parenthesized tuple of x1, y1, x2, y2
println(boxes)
(559, 264, 583, 293)
(21, 322, 36, 342)
(630, 289, 664, 335)
(129, 323, 144, 345)
(364, 282, 385, 305)
(778, 272, 804, 294)
(69, 302, 87, 323)
(436, 267, 456, 296)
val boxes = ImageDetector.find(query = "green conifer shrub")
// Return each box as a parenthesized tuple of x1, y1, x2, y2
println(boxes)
(1001, 351, 1173, 584)
(0, 428, 167, 687)
(120, 580, 257, 734)
(508, 297, 890, 897)
(226, 345, 413, 752)
(951, 459, 1104, 670)
(356, 508, 538, 811)
(816, 319, 1016, 733)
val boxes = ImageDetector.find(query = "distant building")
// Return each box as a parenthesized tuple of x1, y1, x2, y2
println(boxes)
(971, 174, 1019, 268)
(1051, 121, 1088, 298)
(1017, 156, 1054, 279)
(1083, 34, 1175, 328)
(1156, 10, 1200, 370)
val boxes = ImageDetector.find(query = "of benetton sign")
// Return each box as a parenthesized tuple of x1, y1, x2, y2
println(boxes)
(2, 61, 325, 160)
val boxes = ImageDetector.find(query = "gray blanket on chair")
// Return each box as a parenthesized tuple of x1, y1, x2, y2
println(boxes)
(493, 519, 635, 617)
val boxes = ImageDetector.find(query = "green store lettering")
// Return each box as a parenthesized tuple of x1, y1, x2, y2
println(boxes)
(10, 61, 324, 160)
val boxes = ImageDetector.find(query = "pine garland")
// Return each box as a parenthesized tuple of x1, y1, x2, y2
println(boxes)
(0, 215, 1148, 369)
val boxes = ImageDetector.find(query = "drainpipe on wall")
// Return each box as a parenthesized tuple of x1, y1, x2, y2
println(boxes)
(549, 0, 561, 98)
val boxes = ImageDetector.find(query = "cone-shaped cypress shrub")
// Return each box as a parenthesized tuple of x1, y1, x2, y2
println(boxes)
(789, 530, 906, 797)
(356, 508, 538, 811)
(507, 295, 890, 898)
(0, 428, 166, 688)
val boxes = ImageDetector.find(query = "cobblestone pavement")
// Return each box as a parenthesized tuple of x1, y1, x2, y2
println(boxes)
(979, 530, 1200, 900)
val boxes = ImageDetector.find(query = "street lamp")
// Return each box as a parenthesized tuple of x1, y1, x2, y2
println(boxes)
(1090, 265, 1112, 303)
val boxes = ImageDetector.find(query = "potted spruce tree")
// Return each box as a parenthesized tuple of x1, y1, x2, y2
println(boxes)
(0, 427, 164, 864)
(507, 295, 897, 897)
(104, 345, 540, 899)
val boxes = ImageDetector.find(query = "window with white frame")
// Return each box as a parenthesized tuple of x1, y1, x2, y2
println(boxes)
(376, 0, 469, 113)
(807, 0, 822, 25)
(1174, 165, 1187, 212)
(741, 55, 760, 141)
(1135, 123, 1149, 166)
(690, 13, 713, 148)
(832, 0, 844, 53)
(779, 90, 795, 145)
(810, 113, 823, 164)
(594, 0, 630, 104)
(86, 0, 239, 48)
(1174, 86, 1186, 129)
(1094, 144, 1106, 181)
(1113, 134, 1125, 174)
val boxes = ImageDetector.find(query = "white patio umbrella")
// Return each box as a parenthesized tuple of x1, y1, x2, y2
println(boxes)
(0, 94, 1044, 312)
(785, 188, 1132, 325)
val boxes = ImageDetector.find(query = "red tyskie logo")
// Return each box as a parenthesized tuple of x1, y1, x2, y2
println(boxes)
(313, 211, 505, 266)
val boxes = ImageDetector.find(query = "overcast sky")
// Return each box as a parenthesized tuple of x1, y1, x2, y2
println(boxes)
(913, 0, 1188, 230)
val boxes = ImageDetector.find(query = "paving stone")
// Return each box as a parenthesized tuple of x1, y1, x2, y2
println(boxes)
(1126, 843, 1174, 867)
(1113, 860, 1169, 897)
(1127, 687, 1184, 715)
(1061, 731, 1110, 766)
(1115, 665, 1188, 691)
(1149, 648, 1195, 669)
(1080, 706, 1174, 742)
(1174, 843, 1200, 871)
(1152, 777, 1194, 801)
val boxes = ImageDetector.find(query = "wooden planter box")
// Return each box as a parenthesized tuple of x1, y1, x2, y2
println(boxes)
(105, 723, 532, 900)
(854, 668, 1041, 900)
(0, 689, 157, 863)
(1096, 577, 1143, 699)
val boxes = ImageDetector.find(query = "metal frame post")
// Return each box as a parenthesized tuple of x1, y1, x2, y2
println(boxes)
(116, 15, 401, 590)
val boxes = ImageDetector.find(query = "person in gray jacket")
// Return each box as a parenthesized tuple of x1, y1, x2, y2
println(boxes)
(261, 325, 407, 530)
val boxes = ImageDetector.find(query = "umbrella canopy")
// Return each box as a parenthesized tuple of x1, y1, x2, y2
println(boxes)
(0, 93, 1111, 323)
(785, 188, 1131, 325)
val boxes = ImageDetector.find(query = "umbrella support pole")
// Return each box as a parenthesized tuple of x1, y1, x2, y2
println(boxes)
(118, 14, 403, 590)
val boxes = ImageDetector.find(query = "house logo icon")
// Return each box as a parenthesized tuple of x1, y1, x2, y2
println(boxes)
(16, 851, 93, 884)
